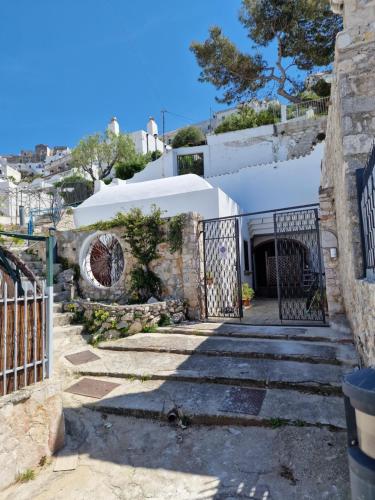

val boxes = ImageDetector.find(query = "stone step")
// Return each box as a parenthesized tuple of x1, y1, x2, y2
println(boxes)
(54, 312, 74, 327)
(73, 376, 346, 429)
(100, 333, 357, 367)
(53, 302, 63, 313)
(158, 323, 353, 344)
(54, 291, 71, 302)
(53, 282, 65, 293)
(71, 349, 350, 394)
(54, 324, 84, 338)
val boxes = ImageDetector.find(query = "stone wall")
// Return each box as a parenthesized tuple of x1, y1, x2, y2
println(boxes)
(64, 299, 186, 343)
(321, 0, 375, 364)
(56, 212, 201, 319)
(0, 379, 64, 490)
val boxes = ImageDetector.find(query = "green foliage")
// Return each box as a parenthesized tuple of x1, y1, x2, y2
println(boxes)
(270, 418, 288, 428)
(312, 79, 331, 98)
(158, 313, 172, 327)
(171, 126, 205, 148)
(93, 309, 110, 323)
(168, 214, 187, 253)
(142, 324, 158, 333)
(177, 154, 204, 176)
(215, 105, 279, 134)
(121, 207, 165, 266)
(71, 131, 137, 182)
(150, 150, 162, 161)
(115, 149, 163, 181)
(242, 283, 255, 301)
(130, 266, 162, 303)
(16, 469, 35, 483)
(190, 0, 342, 104)
(115, 153, 149, 180)
(66, 303, 78, 313)
(81, 207, 189, 302)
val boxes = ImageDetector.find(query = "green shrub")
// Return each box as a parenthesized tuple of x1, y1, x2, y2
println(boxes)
(172, 126, 205, 148)
(142, 325, 158, 333)
(214, 105, 279, 134)
(312, 79, 331, 98)
(16, 469, 35, 483)
(168, 214, 187, 253)
(130, 267, 162, 303)
(158, 314, 171, 327)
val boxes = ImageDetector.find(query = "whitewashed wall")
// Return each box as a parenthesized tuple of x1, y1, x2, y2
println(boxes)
(129, 130, 164, 155)
(207, 143, 323, 213)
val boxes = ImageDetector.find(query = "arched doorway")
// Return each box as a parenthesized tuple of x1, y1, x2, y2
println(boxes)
(253, 238, 308, 298)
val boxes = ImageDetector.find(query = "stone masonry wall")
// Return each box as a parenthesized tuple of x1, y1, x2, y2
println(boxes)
(0, 379, 64, 490)
(321, 0, 375, 364)
(64, 299, 186, 343)
(56, 212, 201, 320)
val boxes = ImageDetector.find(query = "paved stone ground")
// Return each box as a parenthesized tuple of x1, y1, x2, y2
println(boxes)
(2, 404, 350, 500)
(1, 310, 354, 499)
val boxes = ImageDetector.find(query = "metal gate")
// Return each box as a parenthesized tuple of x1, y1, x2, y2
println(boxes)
(202, 205, 326, 323)
(202, 218, 242, 319)
(274, 208, 325, 322)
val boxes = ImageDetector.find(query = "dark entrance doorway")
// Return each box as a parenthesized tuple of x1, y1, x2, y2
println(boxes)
(201, 205, 326, 325)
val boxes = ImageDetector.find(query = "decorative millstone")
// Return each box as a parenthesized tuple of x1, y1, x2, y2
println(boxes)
(65, 350, 101, 366)
(66, 378, 120, 399)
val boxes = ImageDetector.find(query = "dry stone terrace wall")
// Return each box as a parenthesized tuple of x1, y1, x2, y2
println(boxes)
(55, 212, 202, 319)
(321, 0, 375, 364)
(64, 299, 186, 342)
(0, 379, 64, 490)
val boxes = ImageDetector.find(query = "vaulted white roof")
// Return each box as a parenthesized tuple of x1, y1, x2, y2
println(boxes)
(79, 174, 213, 208)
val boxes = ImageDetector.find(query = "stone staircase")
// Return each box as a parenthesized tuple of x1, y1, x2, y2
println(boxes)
(19, 251, 70, 302)
(59, 316, 357, 431)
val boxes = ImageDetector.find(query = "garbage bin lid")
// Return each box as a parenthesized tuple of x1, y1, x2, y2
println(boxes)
(343, 368, 375, 416)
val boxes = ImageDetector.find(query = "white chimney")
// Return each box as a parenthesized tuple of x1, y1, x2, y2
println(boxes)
(147, 117, 158, 136)
(107, 117, 120, 136)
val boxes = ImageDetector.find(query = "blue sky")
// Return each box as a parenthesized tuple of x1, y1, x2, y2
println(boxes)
(0, 0, 302, 153)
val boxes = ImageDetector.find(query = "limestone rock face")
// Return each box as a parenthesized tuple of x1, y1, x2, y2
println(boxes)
(0, 379, 64, 490)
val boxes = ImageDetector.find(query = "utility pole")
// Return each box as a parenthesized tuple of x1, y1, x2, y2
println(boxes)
(161, 109, 167, 148)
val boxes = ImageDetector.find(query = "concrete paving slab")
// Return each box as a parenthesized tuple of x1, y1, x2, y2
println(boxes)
(53, 448, 78, 472)
(78, 376, 346, 429)
(2, 407, 350, 500)
(100, 332, 357, 366)
(71, 348, 350, 393)
(159, 322, 353, 343)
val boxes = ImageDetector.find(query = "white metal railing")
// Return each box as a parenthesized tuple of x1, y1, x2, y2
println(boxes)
(0, 280, 50, 396)
(284, 96, 330, 122)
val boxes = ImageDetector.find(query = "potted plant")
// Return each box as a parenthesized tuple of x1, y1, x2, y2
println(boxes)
(205, 271, 214, 286)
(242, 283, 255, 307)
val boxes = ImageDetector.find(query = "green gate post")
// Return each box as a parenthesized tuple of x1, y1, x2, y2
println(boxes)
(46, 229, 55, 378)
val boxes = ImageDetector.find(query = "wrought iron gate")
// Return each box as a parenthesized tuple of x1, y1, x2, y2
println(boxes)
(274, 209, 325, 322)
(202, 205, 326, 323)
(202, 218, 242, 319)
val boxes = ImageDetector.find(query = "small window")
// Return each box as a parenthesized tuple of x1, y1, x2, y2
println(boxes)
(243, 240, 250, 272)
(177, 153, 204, 176)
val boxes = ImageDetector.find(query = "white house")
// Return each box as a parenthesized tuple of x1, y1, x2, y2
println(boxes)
(109, 117, 165, 155)
(0, 158, 22, 183)
(73, 174, 239, 227)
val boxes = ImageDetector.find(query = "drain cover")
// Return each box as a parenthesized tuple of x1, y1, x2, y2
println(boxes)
(220, 387, 266, 415)
(65, 350, 100, 365)
(65, 378, 120, 399)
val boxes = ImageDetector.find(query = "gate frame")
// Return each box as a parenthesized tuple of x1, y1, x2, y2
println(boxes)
(0, 229, 55, 377)
(200, 203, 326, 325)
